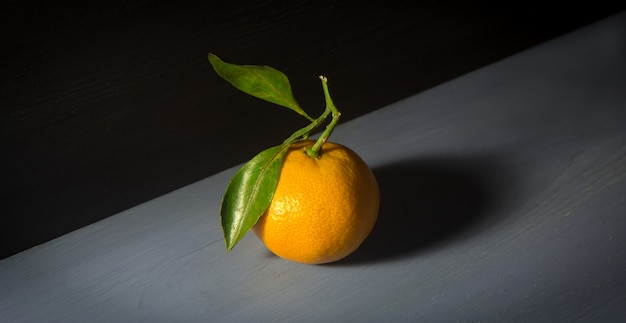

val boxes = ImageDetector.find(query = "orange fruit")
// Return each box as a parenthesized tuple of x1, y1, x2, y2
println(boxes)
(252, 140, 379, 264)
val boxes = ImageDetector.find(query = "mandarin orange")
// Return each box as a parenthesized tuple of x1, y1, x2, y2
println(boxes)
(252, 140, 379, 264)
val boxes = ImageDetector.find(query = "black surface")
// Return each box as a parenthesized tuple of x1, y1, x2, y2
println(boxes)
(2, 0, 624, 259)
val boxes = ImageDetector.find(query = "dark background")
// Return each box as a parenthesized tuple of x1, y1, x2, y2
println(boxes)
(2, 0, 624, 260)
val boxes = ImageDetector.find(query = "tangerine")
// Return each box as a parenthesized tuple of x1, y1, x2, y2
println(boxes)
(252, 140, 379, 264)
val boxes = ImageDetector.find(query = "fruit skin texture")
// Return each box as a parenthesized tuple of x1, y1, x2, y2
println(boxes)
(252, 140, 379, 264)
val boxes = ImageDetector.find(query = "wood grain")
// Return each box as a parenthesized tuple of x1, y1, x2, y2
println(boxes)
(1, 11, 625, 322)
(1, 0, 624, 259)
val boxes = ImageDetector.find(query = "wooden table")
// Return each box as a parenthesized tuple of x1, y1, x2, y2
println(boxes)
(2, 11, 625, 322)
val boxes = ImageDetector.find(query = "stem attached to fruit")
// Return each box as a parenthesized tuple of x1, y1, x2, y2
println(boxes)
(282, 107, 331, 145)
(279, 75, 340, 158)
(305, 76, 341, 159)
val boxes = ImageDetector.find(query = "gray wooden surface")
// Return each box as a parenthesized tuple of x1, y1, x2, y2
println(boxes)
(2, 11, 625, 322)
(13, 1, 621, 260)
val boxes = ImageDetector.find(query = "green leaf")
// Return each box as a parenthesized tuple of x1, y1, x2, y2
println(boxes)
(220, 143, 290, 251)
(208, 53, 313, 121)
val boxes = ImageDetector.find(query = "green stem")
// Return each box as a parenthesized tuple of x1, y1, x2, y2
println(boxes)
(306, 76, 341, 159)
(279, 76, 340, 158)
(282, 106, 331, 145)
